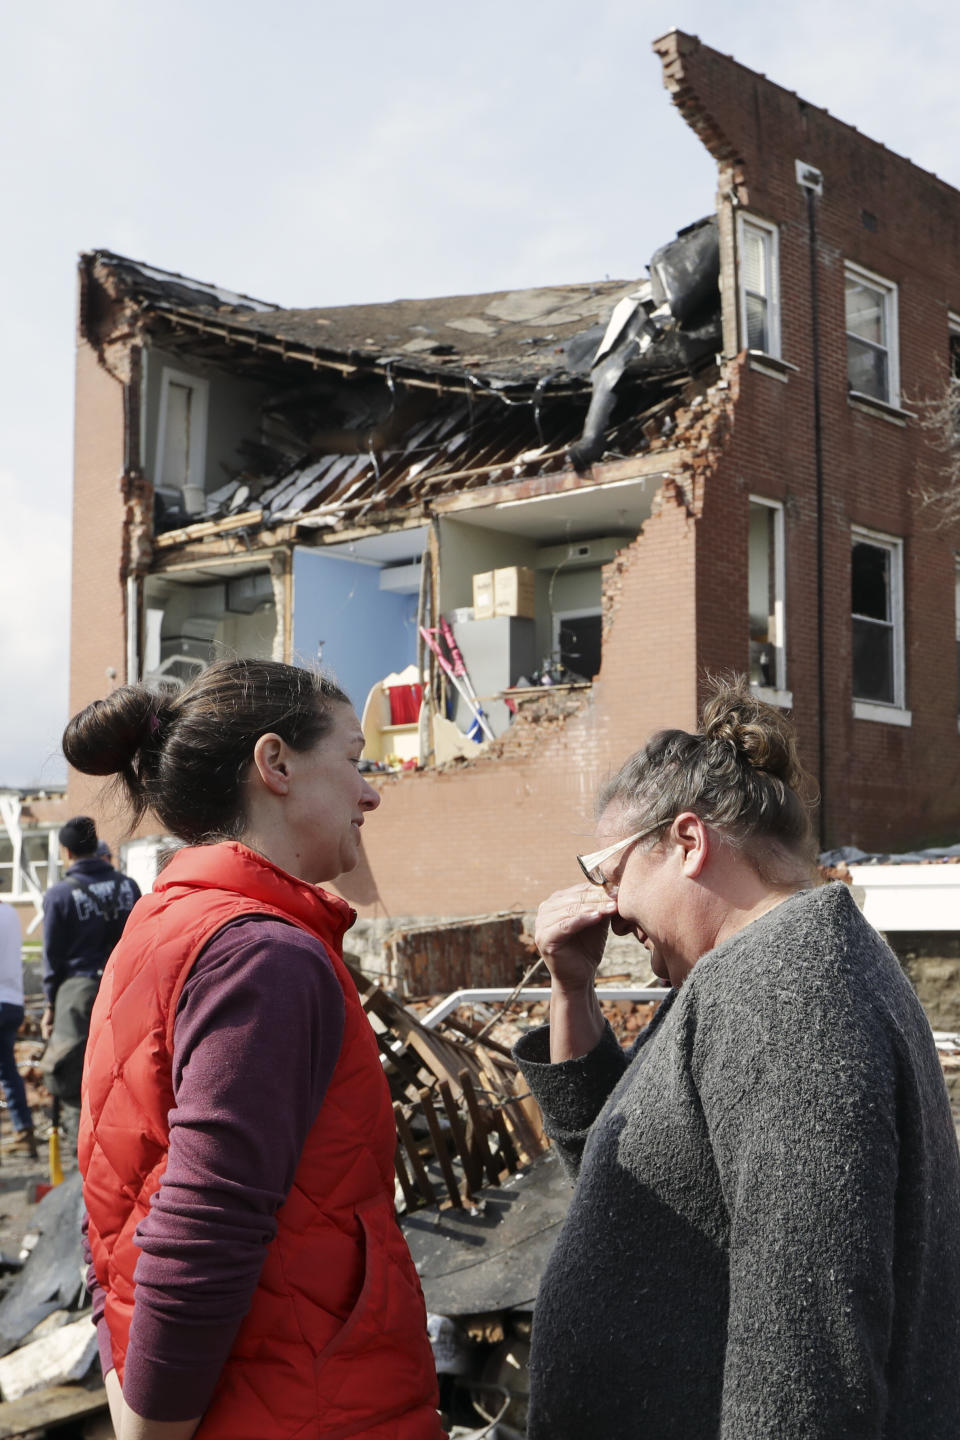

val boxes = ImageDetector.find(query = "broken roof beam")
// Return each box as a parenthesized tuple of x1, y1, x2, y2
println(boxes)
(151, 508, 265, 549)
(430, 450, 686, 517)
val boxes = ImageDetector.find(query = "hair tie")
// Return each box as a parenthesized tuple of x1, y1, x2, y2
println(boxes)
(148, 711, 161, 737)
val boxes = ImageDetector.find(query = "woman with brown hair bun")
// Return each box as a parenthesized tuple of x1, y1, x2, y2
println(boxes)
(68, 659, 443, 1440)
(516, 677, 960, 1440)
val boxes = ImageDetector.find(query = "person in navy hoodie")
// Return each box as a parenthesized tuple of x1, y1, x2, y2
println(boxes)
(41, 816, 140, 1137)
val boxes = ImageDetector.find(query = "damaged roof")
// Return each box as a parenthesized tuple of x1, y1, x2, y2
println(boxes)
(88, 249, 649, 389)
(253, 393, 675, 528)
(87, 223, 723, 536)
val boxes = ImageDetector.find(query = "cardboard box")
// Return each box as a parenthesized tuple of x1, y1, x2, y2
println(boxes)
(472, 571, 495, 619)
(472, 566, 536, 620)
(494, 566, 536, 619)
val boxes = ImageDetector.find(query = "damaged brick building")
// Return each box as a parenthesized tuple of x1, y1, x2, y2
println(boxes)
(66, 29, 960, 920)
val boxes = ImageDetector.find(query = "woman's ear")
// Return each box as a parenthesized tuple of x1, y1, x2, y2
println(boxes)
(673, 812, 709, 878)
(251, 733, 291, 797)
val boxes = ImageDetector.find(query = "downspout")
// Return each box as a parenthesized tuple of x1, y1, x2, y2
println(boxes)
(126, 575, 140, 684)
(122, 346, 145, 685)
(804, 182, 828, 849)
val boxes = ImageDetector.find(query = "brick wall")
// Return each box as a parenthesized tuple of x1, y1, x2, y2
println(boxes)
(67, 340, 130, 819)
(657, 30, 960, 851)
(335, 483, 699, 918)
(66, 34, 960, 925)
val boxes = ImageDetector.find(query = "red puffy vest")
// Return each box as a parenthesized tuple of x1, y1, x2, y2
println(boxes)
(79, 843, 442, 1440)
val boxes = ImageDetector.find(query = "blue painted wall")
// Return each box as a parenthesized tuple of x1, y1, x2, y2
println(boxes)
(292, 548, 418, 712)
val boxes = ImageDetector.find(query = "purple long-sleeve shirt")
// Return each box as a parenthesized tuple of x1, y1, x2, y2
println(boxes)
(88, 917, 346, 1422)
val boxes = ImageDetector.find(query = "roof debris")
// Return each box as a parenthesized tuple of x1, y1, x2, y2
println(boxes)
(82, 223, 722, 541)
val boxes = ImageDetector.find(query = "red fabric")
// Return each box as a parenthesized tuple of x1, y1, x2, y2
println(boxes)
(79, 842, 442, 1440)
(387, 684, 422, 725)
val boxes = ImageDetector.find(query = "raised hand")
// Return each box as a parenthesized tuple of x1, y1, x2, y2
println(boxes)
(535, 882, 619, 993)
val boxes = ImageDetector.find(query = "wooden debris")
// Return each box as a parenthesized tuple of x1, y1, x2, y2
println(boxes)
(0, 1383, 107, 1438)
(459, 1071, 503, 1188)
(417, 1088, 462, 1207)
(0, 1318, 97, 1404)
(348, 964, 550, 1214)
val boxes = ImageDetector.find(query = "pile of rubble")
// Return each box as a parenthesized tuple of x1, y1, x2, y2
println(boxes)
(0, 1174, 106, 1439)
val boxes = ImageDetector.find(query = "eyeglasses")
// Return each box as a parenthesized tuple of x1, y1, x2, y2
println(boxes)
(576, 820, 669, 893)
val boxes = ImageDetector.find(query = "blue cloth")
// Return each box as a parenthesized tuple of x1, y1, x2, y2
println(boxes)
(42, 858, 140, 1005)
(0, 1001, 31, 1133)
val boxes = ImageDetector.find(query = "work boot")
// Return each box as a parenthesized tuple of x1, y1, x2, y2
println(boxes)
(4, 1129, 38, 1160)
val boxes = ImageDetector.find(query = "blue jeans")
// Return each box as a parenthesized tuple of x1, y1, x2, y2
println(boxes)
(0, 1002, 32, 1133)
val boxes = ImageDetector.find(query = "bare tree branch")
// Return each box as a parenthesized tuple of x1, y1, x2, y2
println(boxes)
(911, 368, 960, 529)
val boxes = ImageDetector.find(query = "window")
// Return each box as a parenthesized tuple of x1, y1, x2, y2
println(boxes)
(554, 609, 602, 681)
(738, 216, 780, 358)
(851, 528, 908, 722)
(154, 367, 209, 513)
(950, 312, 960, 381)
(845, 263, 899, 406)
(0, 828, 58, 898)
(748, 498, 789, 703)
(955, 556, 960, 722)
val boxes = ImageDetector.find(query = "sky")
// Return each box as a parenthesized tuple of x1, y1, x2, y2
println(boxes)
(2, 0, 959, 788)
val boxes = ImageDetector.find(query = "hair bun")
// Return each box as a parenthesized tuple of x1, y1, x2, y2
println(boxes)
(62, 688, 170, 778)
(700, 678, 797, 787)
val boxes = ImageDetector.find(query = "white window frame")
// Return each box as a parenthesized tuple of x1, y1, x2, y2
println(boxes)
(844, 261, 900, 408)
(748, 496, 791, 707)
(0, 822, 59, 902)
(154, 366, 210, 500)
(738, 214, 781, 360)
(851, 525, 910, 725)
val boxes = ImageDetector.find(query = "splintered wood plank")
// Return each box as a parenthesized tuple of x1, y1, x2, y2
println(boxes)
(488, 1101, 519, 1174)
(438, 1080, 481, 1195)
(376, 1031, 428, 1099)
(441, 1015, 515, 1059)
(0, 1384, 109, 1437)
(393, 1102, 436, 1206)
(394, 1140, 419, 1211)
(417, 1088, 462, 1208)
(511, 1071, 548, 1150)
(390, 1017, 467, 1093)
(459, 1070, 502, 1186)
(480, 1054, 543, 1165)
(475, 1056, 528, 1169)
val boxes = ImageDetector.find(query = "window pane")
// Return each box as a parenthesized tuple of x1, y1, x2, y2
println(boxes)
(852, 541, 890, 620)
(558, 614, 602, 680)
(22, 834, 50, 891)
(749, 639, 776, 687)
(742, 229, 766, 296)
(745, 294, 769, 351)
(846, 278, 885, 345)
(749, 502, 784, 689)
(853, 618, 894, 703)
(847, 337, 889, 400)
(749, 505, 775, 641)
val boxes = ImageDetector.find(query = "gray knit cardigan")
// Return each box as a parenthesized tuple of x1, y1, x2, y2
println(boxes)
(514, 883, 960, 1439)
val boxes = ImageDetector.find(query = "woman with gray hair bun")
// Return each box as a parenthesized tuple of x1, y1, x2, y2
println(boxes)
(515, 677, 960, 1440)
